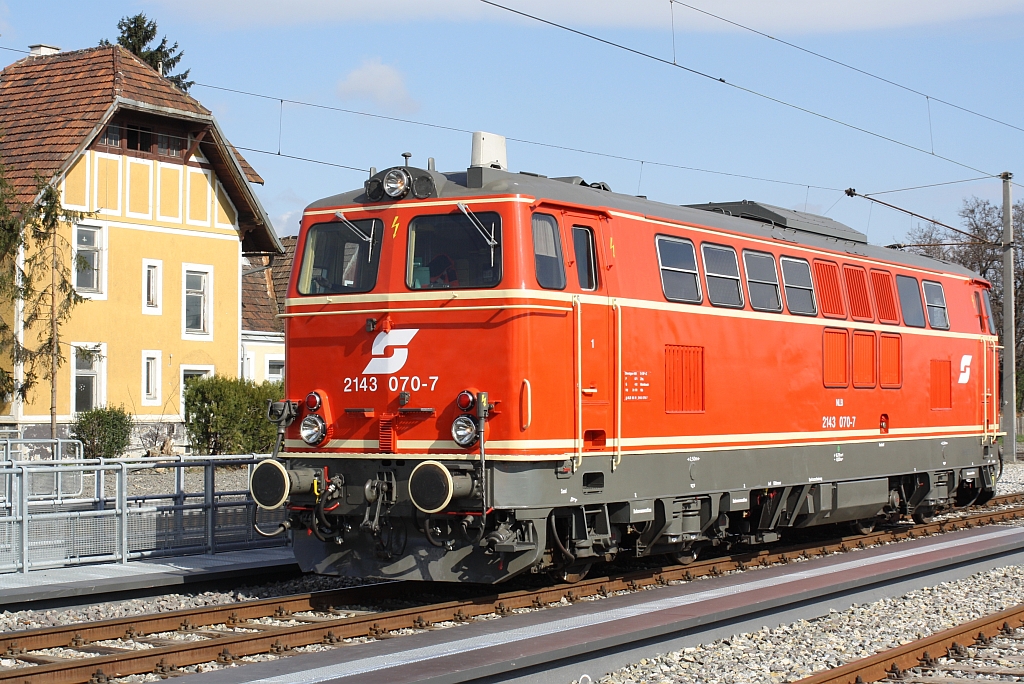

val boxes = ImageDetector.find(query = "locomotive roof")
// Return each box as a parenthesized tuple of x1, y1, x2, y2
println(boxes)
(308, 165, 980, 281)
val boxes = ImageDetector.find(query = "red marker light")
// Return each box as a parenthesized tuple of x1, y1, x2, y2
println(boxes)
(305, 392, 322, 411)
(456, 390, 475, 412)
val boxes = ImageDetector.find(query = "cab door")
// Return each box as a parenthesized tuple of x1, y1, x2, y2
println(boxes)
(565, 214, 613, 459)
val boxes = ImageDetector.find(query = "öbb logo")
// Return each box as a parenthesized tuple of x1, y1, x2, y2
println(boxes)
(362, 329, 419, 375)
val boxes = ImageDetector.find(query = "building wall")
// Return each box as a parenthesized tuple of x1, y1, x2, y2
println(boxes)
(14, 148, 243, 438)
(241, 335, 285, 385)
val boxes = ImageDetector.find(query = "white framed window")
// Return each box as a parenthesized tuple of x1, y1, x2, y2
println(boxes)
(71, 343, 106, 413)
(141, 350, 162, 407)
(74, 223, 107, 299)
(180, 364, 214, 416)
(266, 355, 285, 383)
(182, 263, 214, 340)
(142, 259, 163, 315)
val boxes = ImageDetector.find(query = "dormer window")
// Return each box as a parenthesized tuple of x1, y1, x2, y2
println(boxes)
(158, 132, 183, 157)
(99, 124, 121, 148)
(126, 125, 152, 153)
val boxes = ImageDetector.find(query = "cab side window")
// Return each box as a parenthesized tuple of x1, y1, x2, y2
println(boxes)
(895, 275, 926, 328)
(532, 213, 566, 290)
(922, 281, 949, 330)
(743, 251, 782, 312)
(656, 235, 701, 303)
(701, 244, 743, 308)
(780, 257, 816, 315)
(572, 226, 598, 291)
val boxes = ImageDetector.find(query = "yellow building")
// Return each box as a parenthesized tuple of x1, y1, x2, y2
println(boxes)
(0, 44, 281, 448)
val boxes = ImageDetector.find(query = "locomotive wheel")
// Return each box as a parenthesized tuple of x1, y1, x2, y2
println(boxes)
(551, 563, 592, 584)
(668, 547, 698, 565)
(846, 519, 876, 535)
(912, 507, 934, 525)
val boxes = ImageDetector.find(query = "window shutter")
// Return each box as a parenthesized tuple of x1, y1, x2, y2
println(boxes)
(871, 270, 900, 324)
(666, 345, 704, 413)
(843, 266, 873, 321)
(852, 331, 876, 388)
(813, 261, 846, 318)
(880, 333, 902, 388)
(822, 329, 849, 387)
(930, 359, 952, 409)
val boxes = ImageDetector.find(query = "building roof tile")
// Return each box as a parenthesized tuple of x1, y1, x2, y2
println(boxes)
(0, 45, 278, 253)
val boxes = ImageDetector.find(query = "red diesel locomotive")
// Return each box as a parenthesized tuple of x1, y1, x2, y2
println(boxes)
(250, 133, 1000, 583)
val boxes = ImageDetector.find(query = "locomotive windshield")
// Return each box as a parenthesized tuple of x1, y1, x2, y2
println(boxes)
(407, 211, 502, 289)
(297, 218, 384, 295)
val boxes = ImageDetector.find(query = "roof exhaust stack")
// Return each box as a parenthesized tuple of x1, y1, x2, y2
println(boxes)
(470, 131, 507, 170)
(28, 44, 60, 56)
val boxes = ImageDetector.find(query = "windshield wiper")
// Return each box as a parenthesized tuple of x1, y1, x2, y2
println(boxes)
(456, 202, 498, 267)
(335, 211, 375, 262)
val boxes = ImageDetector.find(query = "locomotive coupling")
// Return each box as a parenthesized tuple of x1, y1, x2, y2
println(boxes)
(408, 460, 477, 514)
(249, 460, 318, 510)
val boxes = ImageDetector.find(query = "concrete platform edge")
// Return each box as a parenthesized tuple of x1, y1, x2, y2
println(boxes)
(187, 527, 1024, 684)
(0, 549, 298, 606)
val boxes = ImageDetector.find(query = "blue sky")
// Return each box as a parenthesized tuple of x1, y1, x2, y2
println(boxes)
(3, 0, 1024, 243)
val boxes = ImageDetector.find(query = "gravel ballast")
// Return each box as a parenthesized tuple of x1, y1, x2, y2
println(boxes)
(585, 564, 1024, 684)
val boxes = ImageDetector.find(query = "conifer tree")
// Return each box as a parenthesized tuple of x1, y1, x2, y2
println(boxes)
(0, 158, 91, 436)
(101, 13, 193, 92)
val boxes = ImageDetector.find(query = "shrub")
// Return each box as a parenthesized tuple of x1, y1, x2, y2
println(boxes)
(184, 375, 283, 454)
(71, 405, 134, 459)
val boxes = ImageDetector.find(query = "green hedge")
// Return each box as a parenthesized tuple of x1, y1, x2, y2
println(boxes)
(72, 405, 134, 459)
(184, 375, 283, 454)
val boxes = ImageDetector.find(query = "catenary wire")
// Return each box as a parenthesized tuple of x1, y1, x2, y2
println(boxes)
(863, 177, 990, 196)
(476, 0, 1004, 181)
(192, 82, 843, 191)
(669, 0, 1024, 136)
(0, 44, 1005, 197)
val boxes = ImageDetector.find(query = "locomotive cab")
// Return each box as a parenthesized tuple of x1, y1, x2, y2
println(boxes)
(251, 132, 999, 584)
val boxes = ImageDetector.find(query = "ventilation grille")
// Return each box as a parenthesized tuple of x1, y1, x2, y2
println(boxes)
(880, 333, 902, 388)
(822, 329, 849, 387)
(666, 345, 705, 413)
(378, 414, 397, 453)
(844, 266, 873, 321)
(813, 261, 846, 318)
(871, 270, 900, 324)
(852, 331, 876, 388)
(931, 359, 952, 410)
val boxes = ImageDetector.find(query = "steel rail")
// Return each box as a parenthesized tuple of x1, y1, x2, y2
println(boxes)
(2, 493, 1023, 684)
(795, 603, 1024, 684)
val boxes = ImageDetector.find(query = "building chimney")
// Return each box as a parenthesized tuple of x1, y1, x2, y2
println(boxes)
(28, 44, 60, 56)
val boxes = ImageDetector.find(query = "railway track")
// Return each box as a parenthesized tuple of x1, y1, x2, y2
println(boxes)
(797, 602, 1024, 683)
(3, 493, 1024, 684)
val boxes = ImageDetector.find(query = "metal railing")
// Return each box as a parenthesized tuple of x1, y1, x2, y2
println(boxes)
(0, 450, 288, 574)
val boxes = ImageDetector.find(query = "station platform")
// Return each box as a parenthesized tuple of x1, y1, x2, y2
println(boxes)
(0, 547, 298, 606)
(190, 525, 1024, 684)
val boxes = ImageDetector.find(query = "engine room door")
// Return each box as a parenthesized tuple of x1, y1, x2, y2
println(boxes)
(568, 218, 613, 461)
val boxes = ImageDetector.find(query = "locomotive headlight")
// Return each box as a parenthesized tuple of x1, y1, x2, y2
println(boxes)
(300, 414, 328, 446)
(382, 168, 411, 198)
(451, 415, 479, 448)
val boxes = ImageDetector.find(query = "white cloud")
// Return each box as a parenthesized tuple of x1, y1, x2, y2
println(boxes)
(273, 209, 302, 236)
(336, 59, 418, 115)
(148, 0, 1024, 33)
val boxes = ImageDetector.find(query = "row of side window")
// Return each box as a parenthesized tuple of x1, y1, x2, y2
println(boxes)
(653, 234, 962, 331)
(527, 214, 994, 334)
(73, 225, 213, 337)
(532, 213, 599, 291)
